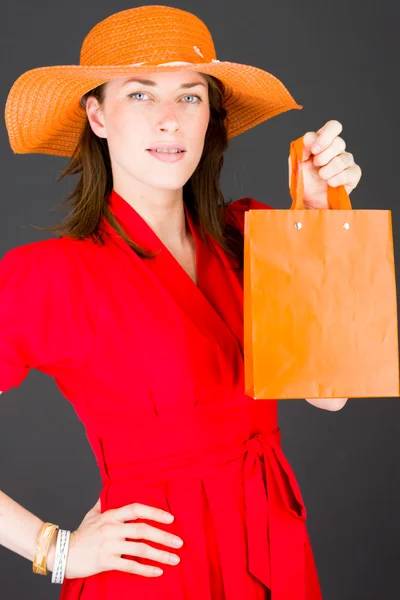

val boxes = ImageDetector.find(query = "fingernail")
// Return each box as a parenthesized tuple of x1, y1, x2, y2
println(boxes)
(164, 513, 174, 522)
(172, 537, 184, 547)
(312, 144, 321, 153)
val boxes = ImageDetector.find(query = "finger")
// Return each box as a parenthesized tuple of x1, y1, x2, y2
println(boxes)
(312, 137, 347, 167)
(317, 152, 354, 181)
(116, 541, 181, 566)
(121, 522, 184, 548)
(312, 120, 343, 153)
(302, 132, 319, 160)
(111, 503, 175, 524)
(325, 164, 361, 190)
(108, 556, 164, 577)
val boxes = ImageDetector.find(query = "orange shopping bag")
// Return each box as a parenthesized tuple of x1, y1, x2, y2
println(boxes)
(244, 135, 400, 399)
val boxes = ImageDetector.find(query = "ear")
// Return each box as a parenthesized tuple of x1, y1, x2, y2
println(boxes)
(86, 96, 107, 139)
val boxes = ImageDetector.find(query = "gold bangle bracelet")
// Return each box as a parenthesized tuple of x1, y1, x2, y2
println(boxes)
(32, 522, 59, 576)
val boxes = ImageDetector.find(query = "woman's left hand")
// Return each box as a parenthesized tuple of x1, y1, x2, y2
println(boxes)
(288, 119, 362, 209)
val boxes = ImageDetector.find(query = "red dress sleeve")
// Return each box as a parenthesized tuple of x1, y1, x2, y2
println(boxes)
(225, 197, 275, 235)
(0, 239, 99, 392)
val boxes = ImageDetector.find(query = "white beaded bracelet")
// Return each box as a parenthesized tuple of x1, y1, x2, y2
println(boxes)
(51, 529, 71, 584)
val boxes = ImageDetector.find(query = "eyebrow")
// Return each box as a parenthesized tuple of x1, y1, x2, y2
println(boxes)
(121, 78, 207, 89)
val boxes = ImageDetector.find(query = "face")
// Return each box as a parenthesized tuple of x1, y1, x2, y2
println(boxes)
(86, 70, 210, 196)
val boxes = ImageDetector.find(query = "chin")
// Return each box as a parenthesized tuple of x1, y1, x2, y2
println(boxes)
(145, 174, 193, 190)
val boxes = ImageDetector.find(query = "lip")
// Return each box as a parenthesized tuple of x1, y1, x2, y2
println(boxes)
(147, 143, 186, 151)
(147, 149, 186, 163)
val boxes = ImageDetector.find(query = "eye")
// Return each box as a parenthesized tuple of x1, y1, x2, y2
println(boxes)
(127, 92, 202, 103)
(128, 92, 150, 101)
(182, 95, 202, 103)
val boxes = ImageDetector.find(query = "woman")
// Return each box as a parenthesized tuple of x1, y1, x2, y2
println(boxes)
(0, 5, 361, 600)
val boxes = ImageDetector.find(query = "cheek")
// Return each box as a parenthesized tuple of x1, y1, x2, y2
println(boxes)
(105, 98, 145, 137)
(105, 114, 148, 164)
(107, 108, 137, 141)
(195, 103, 210, 130)
(186, 107, 210, 148)
(199, 108, 211, 144)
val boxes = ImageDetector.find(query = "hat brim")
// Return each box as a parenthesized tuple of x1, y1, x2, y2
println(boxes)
(5, 61, 302, 157)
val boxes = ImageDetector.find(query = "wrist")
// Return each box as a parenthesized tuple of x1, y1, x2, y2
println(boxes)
(51, 529, 73, 584)
(46, 532, 58, 573)
(32, 522, 59, 576)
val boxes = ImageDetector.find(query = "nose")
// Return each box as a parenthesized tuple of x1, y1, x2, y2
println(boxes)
(156, 101, 180, 133)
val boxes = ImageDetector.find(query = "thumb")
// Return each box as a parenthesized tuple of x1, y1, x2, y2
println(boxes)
(86, 497, 102, 516)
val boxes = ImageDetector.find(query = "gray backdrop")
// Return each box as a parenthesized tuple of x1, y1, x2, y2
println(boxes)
(1, 0, 399, 598)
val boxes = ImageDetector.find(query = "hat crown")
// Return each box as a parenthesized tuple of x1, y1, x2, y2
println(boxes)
(80, 5, 217, 67)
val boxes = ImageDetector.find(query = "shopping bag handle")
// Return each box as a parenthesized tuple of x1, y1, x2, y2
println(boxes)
(289, 135, 352, 210)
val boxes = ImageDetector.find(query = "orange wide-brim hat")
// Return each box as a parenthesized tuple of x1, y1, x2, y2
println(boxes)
(5, 5, 303, 158)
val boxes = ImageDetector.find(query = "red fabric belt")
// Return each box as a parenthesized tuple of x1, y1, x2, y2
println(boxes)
(94, 406, 309, 600)
(243, 433, 307, 600)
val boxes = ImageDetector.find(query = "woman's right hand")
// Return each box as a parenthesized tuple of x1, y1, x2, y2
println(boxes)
(63, 498, 184, 579)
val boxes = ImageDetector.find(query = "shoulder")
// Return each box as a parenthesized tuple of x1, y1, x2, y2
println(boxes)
(0, 238, 61, 286)
(0, 238, 100, 384)
(225, 197, 275, 234)
(0, 236, 99, 294)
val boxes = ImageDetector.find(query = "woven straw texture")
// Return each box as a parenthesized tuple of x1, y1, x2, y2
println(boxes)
(5, 5, 302, 157)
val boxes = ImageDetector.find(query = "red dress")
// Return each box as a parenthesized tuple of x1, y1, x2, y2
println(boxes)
(0, 190, 323, 600)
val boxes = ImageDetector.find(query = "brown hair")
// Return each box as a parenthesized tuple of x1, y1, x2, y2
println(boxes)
(38, 73, 243, 266)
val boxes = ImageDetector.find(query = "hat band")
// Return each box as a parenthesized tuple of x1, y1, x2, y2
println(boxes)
(126, 59, 221, 67)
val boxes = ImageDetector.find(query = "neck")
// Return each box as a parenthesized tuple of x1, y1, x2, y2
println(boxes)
(112, 181, 188, 248)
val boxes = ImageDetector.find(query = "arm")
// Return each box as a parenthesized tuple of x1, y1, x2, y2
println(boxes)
(0, 487, 57, 571)
(294, 124, 359, 414)
(0, 480, 184, 580)
(0, 391, 58, 569)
